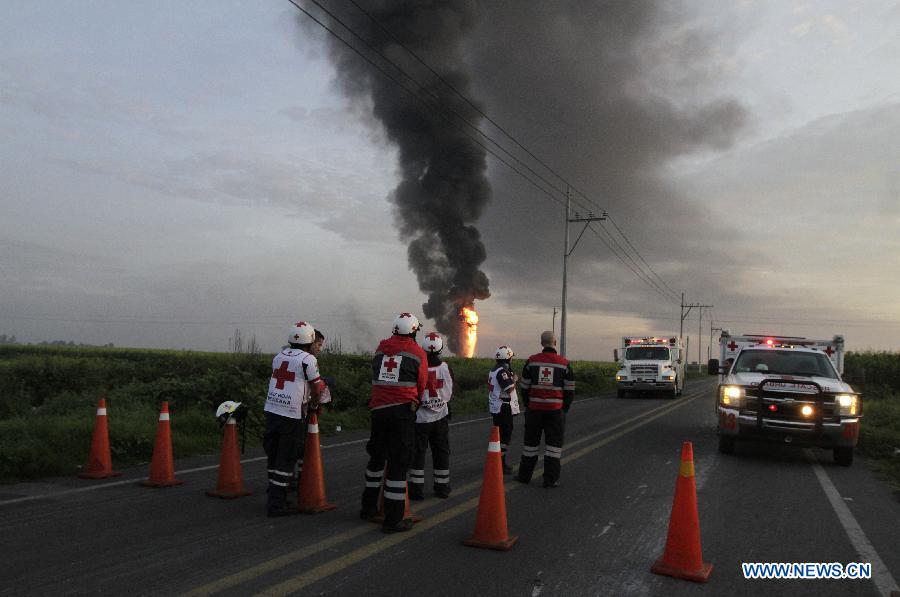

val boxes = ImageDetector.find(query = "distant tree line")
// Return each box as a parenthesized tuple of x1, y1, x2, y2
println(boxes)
(0, 333, 113, 347)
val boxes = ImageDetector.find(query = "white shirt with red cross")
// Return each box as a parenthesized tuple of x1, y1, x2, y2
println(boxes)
(417, 362, 453, 423)
(264, 348, 320, 419)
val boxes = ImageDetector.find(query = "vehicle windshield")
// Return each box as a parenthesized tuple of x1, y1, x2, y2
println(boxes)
(625, 346, 670, 361)
(732, 350, 838, 379)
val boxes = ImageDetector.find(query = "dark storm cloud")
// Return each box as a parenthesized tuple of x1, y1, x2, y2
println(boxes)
(303, 1, 749, 341)
(462, 1, 750, 320)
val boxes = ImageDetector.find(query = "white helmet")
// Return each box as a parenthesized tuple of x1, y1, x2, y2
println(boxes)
(495, 345, 515, 360)
(288, 321, 315, 345)
(392, 312, 421, 335)
(422, 331, 443, 354)
(215, 401, 247, 425)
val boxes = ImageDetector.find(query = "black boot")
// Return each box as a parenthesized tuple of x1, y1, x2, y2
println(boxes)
(381, 519, 414, 533)
(434, 485, 451, 499)
(501, 456, 513, 475)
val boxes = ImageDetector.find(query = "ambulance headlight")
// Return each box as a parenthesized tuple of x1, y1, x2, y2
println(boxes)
(720, 385, 745, 407)
(616, 374, 627, 381)
(662, 374, 675, 381)
(835, 394, 859, 416)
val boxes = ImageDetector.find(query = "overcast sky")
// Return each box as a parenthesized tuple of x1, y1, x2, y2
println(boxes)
(1, 0, 899, 360)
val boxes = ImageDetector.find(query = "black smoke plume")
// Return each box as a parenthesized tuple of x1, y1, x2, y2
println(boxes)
(305, 0, 489, 355)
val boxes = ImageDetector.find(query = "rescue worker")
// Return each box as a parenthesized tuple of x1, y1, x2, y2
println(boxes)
(488, 345, 520, 474)
(360, 312, 428, 533)
(516, 331, 575, 488)
(409, 331, 454, 500)
(263, 321, 325, 516)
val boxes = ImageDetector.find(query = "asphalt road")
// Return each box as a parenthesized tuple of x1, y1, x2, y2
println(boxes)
(2, 377, 899, 596)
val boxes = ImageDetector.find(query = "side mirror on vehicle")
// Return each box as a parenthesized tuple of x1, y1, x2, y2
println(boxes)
(613, 349, 619, 363)
(707, 359, 720, 375)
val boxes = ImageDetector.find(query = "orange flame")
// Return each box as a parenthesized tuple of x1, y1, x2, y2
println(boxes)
(461, 306, 478, 358)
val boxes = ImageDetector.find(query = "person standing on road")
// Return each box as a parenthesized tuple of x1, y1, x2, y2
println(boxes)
(360, 312, 429, 533)
(263, 321, 326, 516)
(409, 331, 454, 500)
(488, 345, 520, 474)
(516, 331, 575, 488)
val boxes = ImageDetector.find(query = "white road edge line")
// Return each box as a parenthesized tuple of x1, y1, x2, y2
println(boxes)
(0, 388, 687, 507)
(805, 449, 899, 596)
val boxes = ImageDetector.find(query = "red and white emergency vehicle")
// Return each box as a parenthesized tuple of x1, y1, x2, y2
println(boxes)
(708, 331, 861, 466)
(614, 336, 686, 398)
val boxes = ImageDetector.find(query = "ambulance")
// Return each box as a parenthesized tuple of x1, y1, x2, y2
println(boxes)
(614, 336, 686, 398)
(708, 331, 861, 466)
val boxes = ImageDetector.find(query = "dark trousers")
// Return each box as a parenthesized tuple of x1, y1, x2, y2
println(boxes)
(361, 403, 416, 525)
(491, 403, 514, 464)
(410, 417, 450, 496)
(517, 409, 565, 484)
(263, 412, 304, 510)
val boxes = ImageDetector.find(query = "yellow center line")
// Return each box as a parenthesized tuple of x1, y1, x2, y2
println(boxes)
(253, 390, 706, 596)
(184, 383, 713, 596)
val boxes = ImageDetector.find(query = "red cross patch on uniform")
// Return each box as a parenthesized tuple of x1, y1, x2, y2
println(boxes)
(379, 355, 403, 382)
(538, 366, 554, 385)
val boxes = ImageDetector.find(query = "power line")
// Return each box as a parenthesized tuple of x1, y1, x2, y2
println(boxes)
(344, 0, 591, 203)
(296, 0, 590, 213)
(289, 0, 683, 307)
(606, 214, 681, 299)
(587, 223, 680, 303)
(345, 0, 679, 301)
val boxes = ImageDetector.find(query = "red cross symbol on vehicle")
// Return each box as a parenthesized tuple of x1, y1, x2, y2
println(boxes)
(823, 346, 834, 356)
(383, 357, 398, 373)
(271, 361, 296, 390)
(727, 341, 738, 351)
(426, 371, 444, 397)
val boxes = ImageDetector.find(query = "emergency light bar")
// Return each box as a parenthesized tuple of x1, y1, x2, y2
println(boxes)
(624, 337, 677, 346)
(756, 336, 817, 348)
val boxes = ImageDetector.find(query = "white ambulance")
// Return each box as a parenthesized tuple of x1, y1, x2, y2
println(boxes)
(708, 331, 861, 466)
(614, 336, 686, 398)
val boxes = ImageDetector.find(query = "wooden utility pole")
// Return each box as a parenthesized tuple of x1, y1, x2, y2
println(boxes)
(560, 187, 607, 356)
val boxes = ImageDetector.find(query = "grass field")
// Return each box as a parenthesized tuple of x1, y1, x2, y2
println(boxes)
(847, 351, 900, 491)
(2, 345, 896, 485)
(0, 345, 616, 482)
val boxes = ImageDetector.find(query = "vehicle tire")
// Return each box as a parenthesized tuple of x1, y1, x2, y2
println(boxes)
(617, 388, 626, 398)
(718, 435, 735, 455)
(834, 447, 854, 467)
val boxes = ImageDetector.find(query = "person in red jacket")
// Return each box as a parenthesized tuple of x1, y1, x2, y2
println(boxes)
(516, 330, 575, 488)
(360, 312, 428, 533)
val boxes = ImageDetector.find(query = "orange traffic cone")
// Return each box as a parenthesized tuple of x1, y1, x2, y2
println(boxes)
(651, 442, 713, 582)
(78, 397, 122, 479)
(140, 402, 184, 488)
(370, 473, 423, 523)
(463, 426, 518, 551)
(298, 413, 336, 513)
(206, 418, 252, 499)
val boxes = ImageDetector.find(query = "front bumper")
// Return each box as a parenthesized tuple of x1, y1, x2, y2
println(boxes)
(717, 406, 860, 448)
(618, 380, 675, 392)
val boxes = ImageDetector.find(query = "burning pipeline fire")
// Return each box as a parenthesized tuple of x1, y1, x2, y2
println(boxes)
(459, 306, 478, 358)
